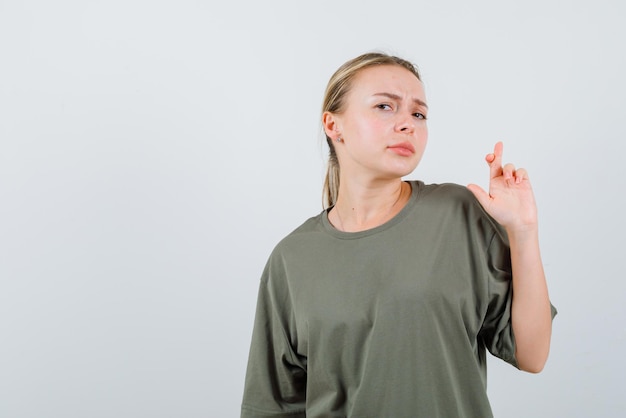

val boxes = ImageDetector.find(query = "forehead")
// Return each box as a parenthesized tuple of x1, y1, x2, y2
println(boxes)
(350, 65, 425, 100)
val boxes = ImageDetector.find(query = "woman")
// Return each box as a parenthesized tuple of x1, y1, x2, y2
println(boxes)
(241, 52, 556, 417)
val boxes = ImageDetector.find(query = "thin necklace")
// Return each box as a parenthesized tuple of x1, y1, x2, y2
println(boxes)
(334, 182, 407, 232)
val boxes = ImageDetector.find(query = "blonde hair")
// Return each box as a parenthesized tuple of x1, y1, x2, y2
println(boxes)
(321, 52, 421, 208)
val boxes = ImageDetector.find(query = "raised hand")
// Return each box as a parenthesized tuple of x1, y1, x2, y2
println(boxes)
(467, 142, 538, 232)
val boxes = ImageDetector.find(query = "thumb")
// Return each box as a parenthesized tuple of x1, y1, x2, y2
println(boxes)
(467, 184, 491, 208)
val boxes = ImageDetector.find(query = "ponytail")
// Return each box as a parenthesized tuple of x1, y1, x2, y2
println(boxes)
(323, 136, 340, 208)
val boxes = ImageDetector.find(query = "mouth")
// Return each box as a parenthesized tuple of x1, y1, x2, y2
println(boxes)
(387, 142, 416, 156)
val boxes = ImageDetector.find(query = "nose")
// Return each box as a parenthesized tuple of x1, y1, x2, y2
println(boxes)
(395, 112, 415, 134)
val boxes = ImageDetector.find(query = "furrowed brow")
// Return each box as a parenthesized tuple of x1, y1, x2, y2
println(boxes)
(373, 92, 428, 108)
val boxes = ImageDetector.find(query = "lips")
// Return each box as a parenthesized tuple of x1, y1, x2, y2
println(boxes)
(387, 142, 416, 156)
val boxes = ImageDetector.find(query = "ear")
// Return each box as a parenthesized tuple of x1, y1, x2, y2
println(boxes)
(322, 111, 341, 140)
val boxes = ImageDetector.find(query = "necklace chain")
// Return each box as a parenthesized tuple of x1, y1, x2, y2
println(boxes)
(334, 182, 407, 232)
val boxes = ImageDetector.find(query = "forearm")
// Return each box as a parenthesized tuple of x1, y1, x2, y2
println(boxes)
(507, 226, 553, 373)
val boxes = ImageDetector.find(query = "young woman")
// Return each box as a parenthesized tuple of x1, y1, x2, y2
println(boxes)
(241, 52, 556, 418)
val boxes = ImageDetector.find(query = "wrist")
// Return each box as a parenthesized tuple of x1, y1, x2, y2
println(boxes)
(505, 223, 539, 243)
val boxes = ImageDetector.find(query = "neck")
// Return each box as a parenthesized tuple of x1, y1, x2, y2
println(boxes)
(331, 179, 410, 232)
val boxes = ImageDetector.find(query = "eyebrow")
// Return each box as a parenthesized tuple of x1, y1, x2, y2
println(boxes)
(373, 92, 429, 109)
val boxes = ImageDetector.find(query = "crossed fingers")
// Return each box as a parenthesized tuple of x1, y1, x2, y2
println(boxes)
(486, 141, 528, 185)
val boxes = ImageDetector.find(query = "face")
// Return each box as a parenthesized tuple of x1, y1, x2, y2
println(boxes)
(325, 65, 429, 181)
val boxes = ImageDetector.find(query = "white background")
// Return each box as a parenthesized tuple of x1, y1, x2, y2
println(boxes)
(1, 1, 625, 417)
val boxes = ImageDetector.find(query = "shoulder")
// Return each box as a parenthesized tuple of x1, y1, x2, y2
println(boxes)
(258, 211, 329, 285)
(410, 180, 504, 236)
(411, 181, 481, 209)
(278, 212, 326, 246)
(264, 211, 326, 260)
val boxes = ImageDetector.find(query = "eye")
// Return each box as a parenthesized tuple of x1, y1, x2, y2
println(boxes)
(413, 112, 427, 120)
(376, 103, 392, 110)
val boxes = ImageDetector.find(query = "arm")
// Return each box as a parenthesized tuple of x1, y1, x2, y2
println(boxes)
(242, 276, 307, 417)
(468, 142, 553, 373)
(506, 222, 552, 372)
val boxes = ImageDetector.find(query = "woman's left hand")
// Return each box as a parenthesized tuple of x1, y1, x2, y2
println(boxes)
(467, 142, 538, 232)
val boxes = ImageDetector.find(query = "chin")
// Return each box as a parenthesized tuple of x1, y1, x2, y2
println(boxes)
(381, 168, 417, 181)
(389, 160, 421, 178)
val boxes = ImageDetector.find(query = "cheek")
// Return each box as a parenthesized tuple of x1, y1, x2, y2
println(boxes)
(364, 118, 391, 136)
(417, 124, 428, 141)
(345, 113, 395, 143)
(350, 119, 386, 142)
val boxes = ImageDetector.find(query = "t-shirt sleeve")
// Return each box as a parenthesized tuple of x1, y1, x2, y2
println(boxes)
(479, 224, 518, 367)
(479, 223, 558, 369)
(241, 259, 307, 418)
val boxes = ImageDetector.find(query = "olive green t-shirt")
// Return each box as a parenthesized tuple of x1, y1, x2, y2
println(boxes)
(242, 181, 553, 418)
